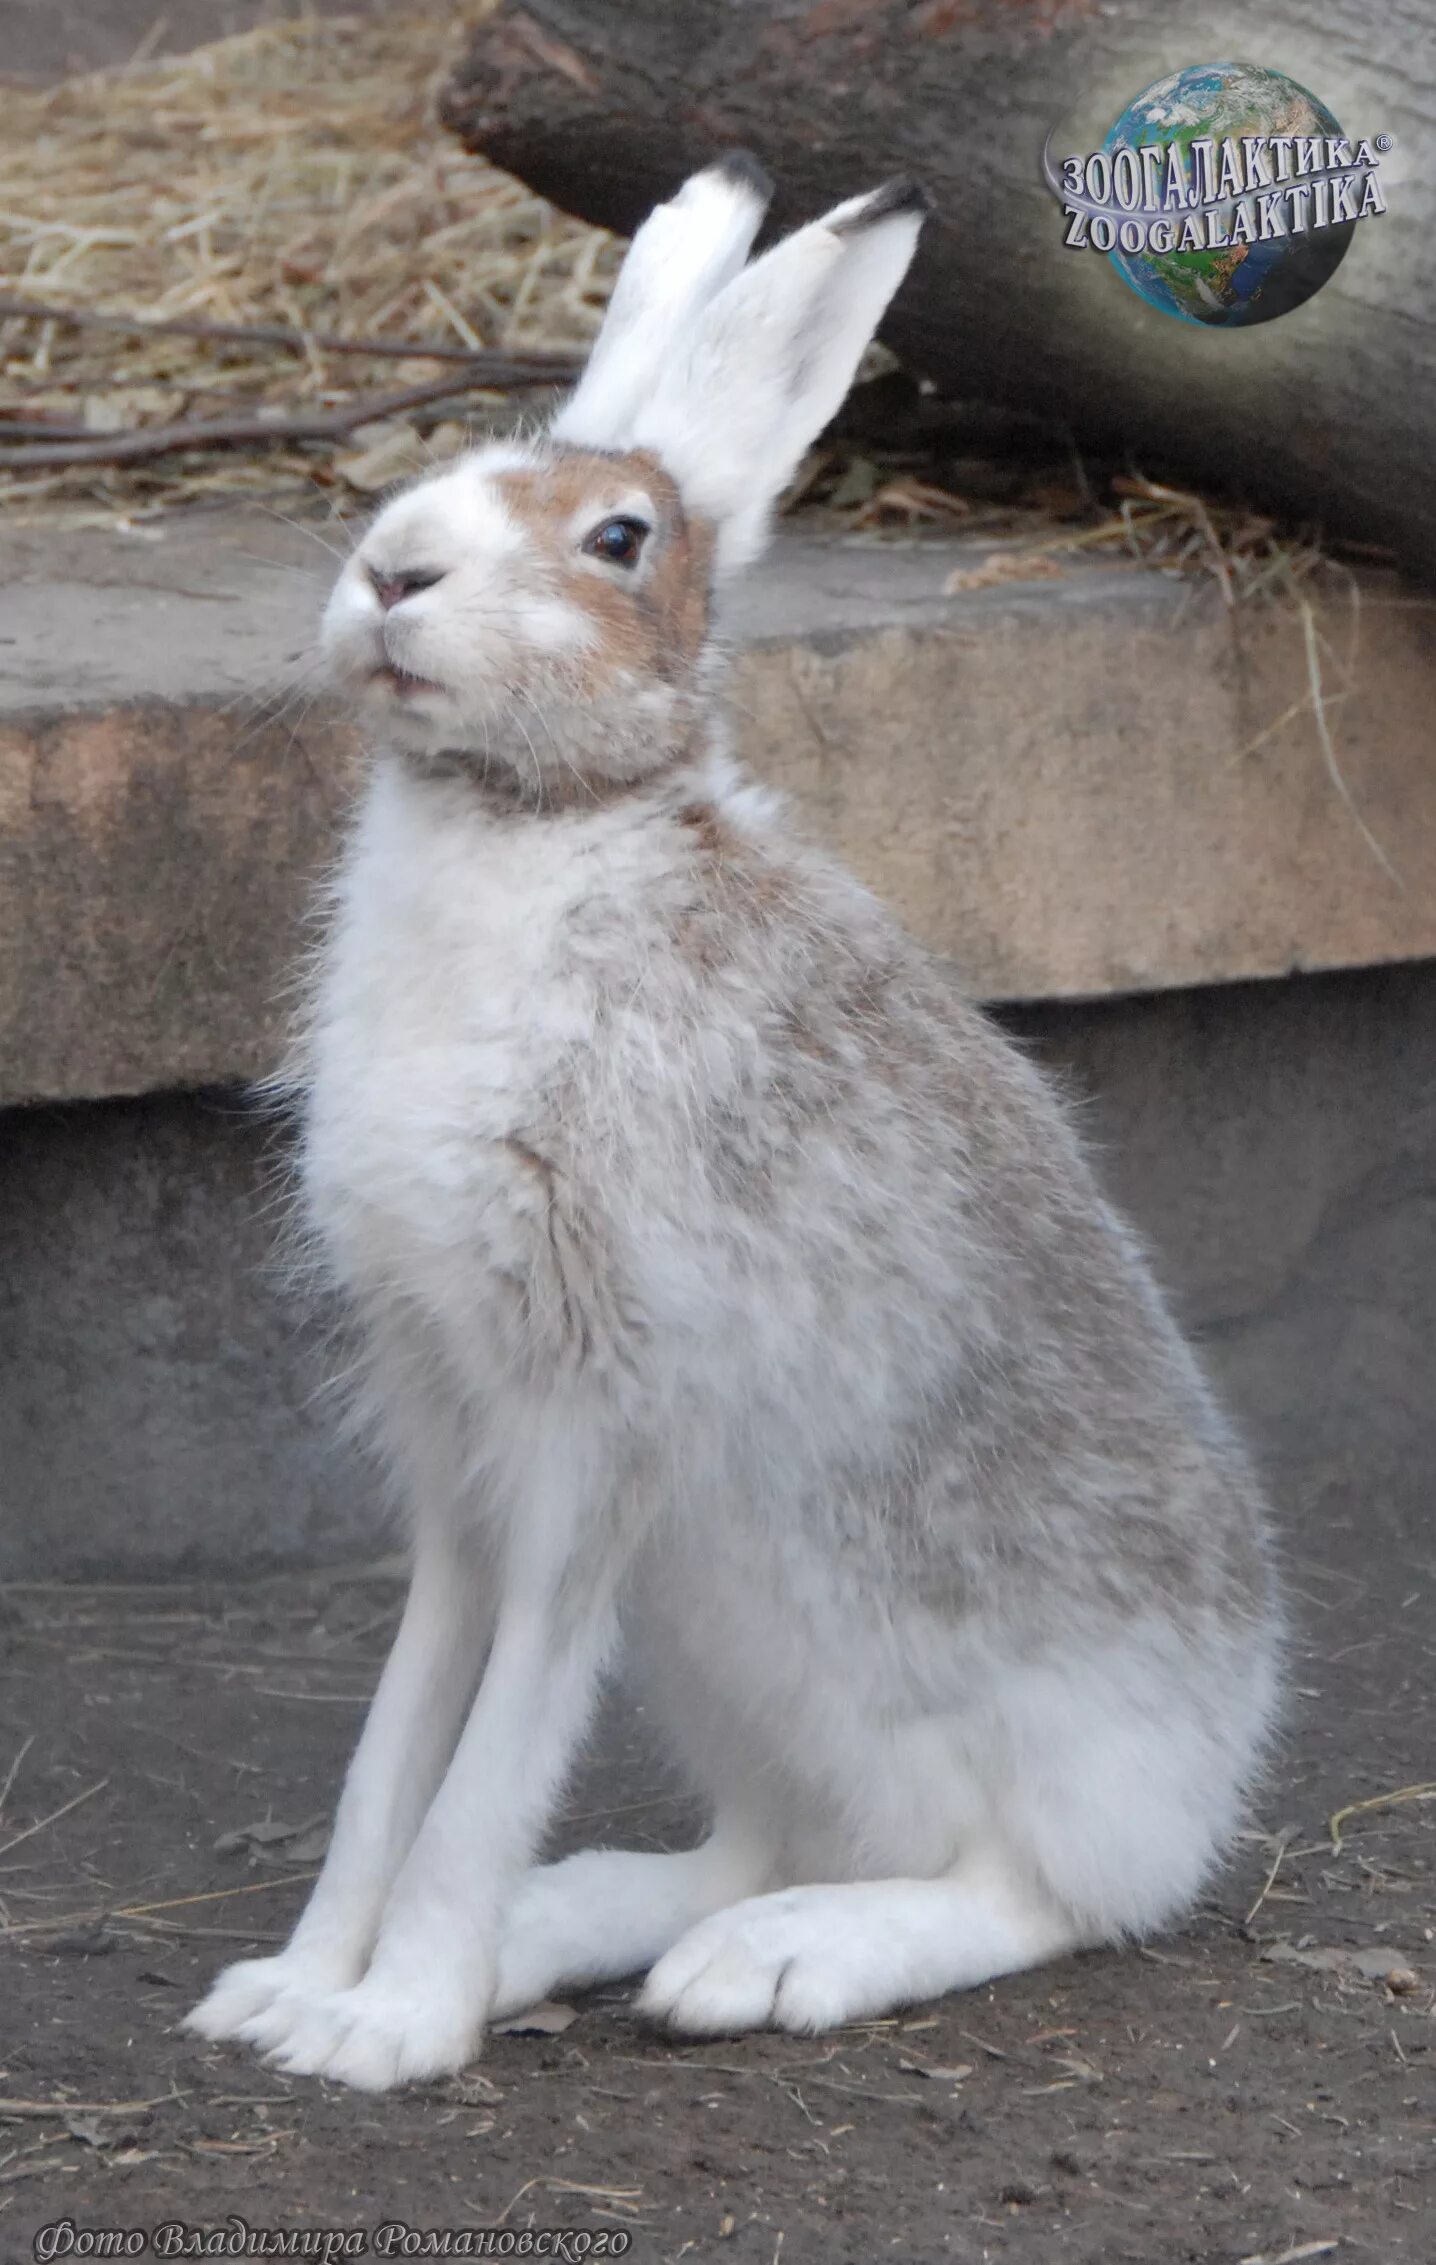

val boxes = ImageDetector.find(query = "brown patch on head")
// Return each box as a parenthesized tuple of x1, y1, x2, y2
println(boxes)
(494, 446, 714, 697)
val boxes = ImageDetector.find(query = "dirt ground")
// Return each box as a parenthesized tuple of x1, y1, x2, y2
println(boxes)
(1, 1502, 1432, 2265)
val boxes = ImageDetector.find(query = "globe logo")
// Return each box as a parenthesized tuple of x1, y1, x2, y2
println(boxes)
(1049, 62, 1394, 327)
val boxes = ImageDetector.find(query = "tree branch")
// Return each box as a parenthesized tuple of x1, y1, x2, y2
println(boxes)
(0, 370, 571, 473)
(0, 294, 581, 378)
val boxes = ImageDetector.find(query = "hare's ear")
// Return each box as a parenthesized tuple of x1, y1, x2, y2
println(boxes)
(551, 153, 772, 449)
(632, 179, 930, 575)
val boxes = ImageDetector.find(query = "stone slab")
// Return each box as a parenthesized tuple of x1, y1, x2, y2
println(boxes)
(3, 513, 1435, 1106)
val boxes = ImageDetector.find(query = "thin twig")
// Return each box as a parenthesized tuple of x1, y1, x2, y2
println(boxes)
(1297, 593, 1404, 889)
(0, 2093, 178, 2122)
(0, 1737, 34, 1825)
(104, 1871, 320, 1920)
(490, 2178, 540, 2229)
(1239, 2241, 1340, 2265)
(0, 294, 579, 377)
(1227, 688, 1352, 770)
(2, 1869, 318, 1938)
(122, 1920, 288, 1944)
(1113, 471, 1244, 601)
(1243, 1829, 1294, 1928)
(0, 1777, 109, 1862)
(1329, 1780, 1436, 1855)
(542, 2181, 644, 2204)
(0, 370, 561, 472)
(251, 1689, 370, 1704)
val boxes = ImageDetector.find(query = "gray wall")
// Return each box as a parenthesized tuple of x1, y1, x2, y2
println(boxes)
(0, 1092, 369, 1576)
(2, 961, 1431, 1578)
(1007, 963, 1435, 1562)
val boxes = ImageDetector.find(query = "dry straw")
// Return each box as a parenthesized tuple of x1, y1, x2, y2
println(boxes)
(0, 5, 614, 522)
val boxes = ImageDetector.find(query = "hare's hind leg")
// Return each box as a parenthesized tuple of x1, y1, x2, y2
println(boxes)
(639, 1841, 1085, 2037)
(638, 1628, 1276, 2037)
(492, 1812, 774, 2018)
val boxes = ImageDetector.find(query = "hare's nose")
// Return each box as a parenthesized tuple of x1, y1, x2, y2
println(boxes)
(367, 564, 445, 611)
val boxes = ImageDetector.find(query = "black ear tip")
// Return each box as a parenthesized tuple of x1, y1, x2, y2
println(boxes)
(711, 148, 775, 203)
(839, 176, 935, 231)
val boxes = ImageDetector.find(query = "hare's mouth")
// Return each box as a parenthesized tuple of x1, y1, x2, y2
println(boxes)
(371, 661, 445, 699)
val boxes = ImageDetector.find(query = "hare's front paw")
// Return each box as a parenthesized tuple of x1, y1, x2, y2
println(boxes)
(185, 1948, 358, 2044)
(258, 1974, 484, 2092)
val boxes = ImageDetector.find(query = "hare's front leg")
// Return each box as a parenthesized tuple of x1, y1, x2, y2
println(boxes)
(187, 1515, 489, 2047)
(258, 1442, 620, 2090)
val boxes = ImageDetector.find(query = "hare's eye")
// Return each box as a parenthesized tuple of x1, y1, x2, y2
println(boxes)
(582, 515, 649, 568)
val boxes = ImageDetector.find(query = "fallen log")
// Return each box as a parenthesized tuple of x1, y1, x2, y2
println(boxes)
(442, 1, 1436, 577)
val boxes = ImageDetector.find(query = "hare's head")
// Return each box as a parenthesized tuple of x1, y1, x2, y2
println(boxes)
(322, 157, 927, 796)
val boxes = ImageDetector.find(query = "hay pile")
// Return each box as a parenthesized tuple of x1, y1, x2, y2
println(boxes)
(0, 7, 614, 524)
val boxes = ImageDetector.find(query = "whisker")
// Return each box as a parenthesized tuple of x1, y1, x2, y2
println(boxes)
(252, 501, 353, 565)
(512, 683, 599, 805)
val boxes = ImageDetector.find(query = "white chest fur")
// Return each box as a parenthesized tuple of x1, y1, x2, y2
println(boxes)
(301, 763, 616, 1317)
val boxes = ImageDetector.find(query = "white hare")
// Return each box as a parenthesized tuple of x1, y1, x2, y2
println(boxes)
(187, 157, 1280, 2092)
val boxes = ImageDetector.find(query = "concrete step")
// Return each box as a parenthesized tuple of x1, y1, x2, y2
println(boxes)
(3, 513, 1435, 1108)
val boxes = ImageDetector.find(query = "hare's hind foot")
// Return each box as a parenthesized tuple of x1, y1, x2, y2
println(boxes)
(638, 1848, 1084, 2038)
(492, 1819, 772, 2019)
